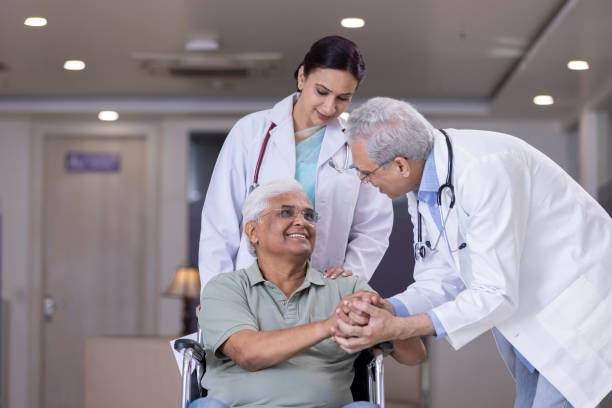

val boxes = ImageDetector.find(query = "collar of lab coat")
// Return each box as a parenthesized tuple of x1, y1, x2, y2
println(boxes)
(266, 93, 348, 170)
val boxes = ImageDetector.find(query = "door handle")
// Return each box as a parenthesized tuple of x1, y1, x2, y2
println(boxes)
(43, 296, 56, 321)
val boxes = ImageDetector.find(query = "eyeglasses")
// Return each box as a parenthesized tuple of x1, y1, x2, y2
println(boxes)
(352, 160, 391, 181)
(262, 205, 319, 224)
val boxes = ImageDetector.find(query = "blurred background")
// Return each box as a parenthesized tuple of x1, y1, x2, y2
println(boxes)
(1, 0, 611, 407)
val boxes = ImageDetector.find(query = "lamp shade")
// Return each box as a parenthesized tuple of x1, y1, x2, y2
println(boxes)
(163, 266, 201, 299)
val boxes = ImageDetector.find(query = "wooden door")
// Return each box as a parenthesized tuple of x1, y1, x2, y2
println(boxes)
(42, 135, 147, 408)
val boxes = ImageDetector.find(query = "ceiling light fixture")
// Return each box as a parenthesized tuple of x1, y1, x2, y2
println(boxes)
(185, 36, 219, 52)
(64, 60, 86, 71)
(24, 17, 47, 27)
(98, 111, 119, 121)
(567, 60, 589, 71)
(533, 95, 554, 106)
(341, 18, 365, 28)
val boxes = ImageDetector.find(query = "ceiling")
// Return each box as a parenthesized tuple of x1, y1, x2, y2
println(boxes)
(0, 0, 611, 121)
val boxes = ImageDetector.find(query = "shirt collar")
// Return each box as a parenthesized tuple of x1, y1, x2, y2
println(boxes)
(245, 260, 327, 288)
(417, 149, 440, 204)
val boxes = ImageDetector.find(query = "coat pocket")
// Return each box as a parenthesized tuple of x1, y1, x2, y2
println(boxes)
(536, 275, 612, 362)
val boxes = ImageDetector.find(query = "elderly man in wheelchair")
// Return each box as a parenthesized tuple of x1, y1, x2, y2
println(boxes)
(186, 179, 426, 407)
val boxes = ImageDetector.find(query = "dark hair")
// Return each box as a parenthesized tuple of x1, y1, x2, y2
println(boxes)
(293, 35, 366, 86)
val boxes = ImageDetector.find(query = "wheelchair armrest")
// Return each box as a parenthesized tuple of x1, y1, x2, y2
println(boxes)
(174, 339, 205, 364)
(372, 341, 393, 354)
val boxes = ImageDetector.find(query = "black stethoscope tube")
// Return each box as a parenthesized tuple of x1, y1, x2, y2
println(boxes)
(415, 129, 465, 261)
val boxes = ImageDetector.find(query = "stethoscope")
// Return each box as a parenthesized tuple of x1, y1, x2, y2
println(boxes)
(249, 122, 352, 192)
(414, 129, 467, 261)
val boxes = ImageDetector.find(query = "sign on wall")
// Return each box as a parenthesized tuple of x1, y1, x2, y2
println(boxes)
(65, 152, 121, 172)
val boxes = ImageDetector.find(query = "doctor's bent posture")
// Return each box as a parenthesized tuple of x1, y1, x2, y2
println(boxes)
(198, 36, 392, 288)
(332, 97, 612, 408)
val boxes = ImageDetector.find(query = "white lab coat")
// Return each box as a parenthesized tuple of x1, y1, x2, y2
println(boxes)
(198, 93, 393, 287)
(391, 129, 612, 408)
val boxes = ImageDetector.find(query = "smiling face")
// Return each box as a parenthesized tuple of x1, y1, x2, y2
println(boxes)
(350, 139, 422, 199)
(292, 66, 358, 131)
(245, 191, 316, 261)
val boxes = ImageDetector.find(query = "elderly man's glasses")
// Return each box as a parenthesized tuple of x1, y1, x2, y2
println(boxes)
(352, 160, 391, 181)
(263, 205, 319, 224)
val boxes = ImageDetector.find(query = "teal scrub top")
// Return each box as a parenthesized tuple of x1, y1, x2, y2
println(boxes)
(295, 126, 325, 207)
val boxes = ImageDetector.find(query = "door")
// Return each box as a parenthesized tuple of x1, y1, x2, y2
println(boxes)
(42, 135, 147, 408)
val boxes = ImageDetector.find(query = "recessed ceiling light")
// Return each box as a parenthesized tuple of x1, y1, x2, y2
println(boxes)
(341, 18, 365, 28)
(98, 111, 119, 121)
(533, 95, 554, 106)
(24, 17, 47, 27)
(340, 112, 350, 120)
(64, 60, 86, 71)
(567, 60, 589, 70)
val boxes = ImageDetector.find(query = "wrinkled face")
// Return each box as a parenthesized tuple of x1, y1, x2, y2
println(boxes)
(295, 66, 358, 128)
(350, 139, 416, 199)
(246, 191, 317, 259)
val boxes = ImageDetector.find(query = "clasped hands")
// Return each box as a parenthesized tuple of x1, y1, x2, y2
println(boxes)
(327, 291, 398, 354)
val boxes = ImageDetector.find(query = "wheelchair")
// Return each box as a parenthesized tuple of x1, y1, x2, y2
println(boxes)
(174, 329, 393, 408)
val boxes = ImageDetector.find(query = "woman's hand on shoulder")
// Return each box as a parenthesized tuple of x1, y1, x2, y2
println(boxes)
(324, 267, 353, 279)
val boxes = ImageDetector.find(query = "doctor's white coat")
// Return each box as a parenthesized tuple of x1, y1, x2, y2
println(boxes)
(198, 93, 393, 287)
(392, 129, 612, 408)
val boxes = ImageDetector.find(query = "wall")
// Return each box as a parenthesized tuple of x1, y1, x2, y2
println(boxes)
(0, 119, 32, 408)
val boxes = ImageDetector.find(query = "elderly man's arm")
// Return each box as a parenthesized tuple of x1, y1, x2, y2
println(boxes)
(220, 316, 336, 372)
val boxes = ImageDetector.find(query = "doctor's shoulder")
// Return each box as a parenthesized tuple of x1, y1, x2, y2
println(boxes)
(228, 109, 271, 142)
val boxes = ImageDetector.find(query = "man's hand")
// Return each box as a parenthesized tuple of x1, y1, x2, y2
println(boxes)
(324, 267, 354, 279)
(333, 291, 381, 326)
(331, 300, 400, 354)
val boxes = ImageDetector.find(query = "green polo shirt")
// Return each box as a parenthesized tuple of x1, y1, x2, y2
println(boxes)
(200, 261, 375, 408)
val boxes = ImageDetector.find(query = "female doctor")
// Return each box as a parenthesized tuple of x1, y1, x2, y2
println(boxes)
(198, 35, 393, 287)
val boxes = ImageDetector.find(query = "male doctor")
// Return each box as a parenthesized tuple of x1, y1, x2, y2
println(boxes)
(331, 97, 612, 408)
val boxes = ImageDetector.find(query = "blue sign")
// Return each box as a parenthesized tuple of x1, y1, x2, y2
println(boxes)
(65, 152, 121, 172)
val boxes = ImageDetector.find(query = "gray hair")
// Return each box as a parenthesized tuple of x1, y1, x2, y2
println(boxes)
(346, 97, 435, 165)
(242, 178, 307, 255)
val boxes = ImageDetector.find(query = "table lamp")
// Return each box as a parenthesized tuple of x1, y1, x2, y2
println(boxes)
(163, 266, 201, 334)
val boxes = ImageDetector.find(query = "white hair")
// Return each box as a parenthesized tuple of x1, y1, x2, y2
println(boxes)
(346, 97, 435, 165)
(242, 178, 307, 256)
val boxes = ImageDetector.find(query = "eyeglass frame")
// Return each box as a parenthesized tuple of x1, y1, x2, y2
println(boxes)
(351, 159, 392, 181)
(260, 205, 319, 224)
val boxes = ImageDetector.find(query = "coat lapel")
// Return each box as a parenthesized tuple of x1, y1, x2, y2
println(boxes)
(267, 94, 297, 173)
(317, 118, 348, 168)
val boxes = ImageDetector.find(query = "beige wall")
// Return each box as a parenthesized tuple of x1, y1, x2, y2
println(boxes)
(0, 119, 32, 408)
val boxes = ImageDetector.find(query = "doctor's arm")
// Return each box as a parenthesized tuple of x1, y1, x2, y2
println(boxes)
(198, 121, 249, 288)
(342, 182, 393, 281)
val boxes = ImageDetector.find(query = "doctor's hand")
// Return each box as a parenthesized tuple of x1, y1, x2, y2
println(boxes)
(325, 267, 353, 279)
(339, 292, 394, 326)
(331, 301, 400, 354)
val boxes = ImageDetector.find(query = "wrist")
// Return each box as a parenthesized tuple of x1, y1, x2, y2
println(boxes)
(319, 318, 332, 339)
(394, 316, 416, 340)
(382, 299, 396, 316)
